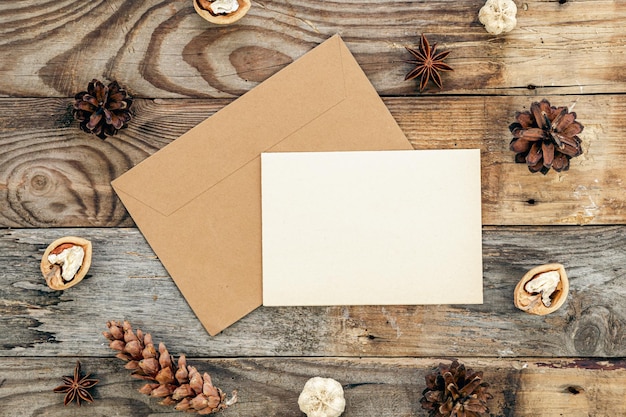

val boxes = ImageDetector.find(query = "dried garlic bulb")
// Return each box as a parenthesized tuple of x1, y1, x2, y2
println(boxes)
(41, 236, 92, 290)
(478, 0, 517, 35)
(514, 263, 569, 315)
(298, 377, 345, 417)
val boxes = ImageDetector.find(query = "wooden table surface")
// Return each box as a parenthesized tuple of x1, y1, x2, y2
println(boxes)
(2, 1, 625, 416)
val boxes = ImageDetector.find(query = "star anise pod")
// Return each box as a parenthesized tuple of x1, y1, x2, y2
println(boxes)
(405, 34, 453, 92)
(73, 79, 133, 139)
(509, 99, 583, 174)
(53, 360, 99, 406)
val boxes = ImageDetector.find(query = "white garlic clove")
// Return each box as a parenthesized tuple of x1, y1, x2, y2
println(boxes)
(478, 0, 517, 35)
(298, 377, 346, 417)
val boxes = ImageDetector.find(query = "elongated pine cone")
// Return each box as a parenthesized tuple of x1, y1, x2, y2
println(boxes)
(420, 359, 492, 417)
(73, 79, 133, 139)
(103, 321, 237, 414)
(509, 98, 583, 174)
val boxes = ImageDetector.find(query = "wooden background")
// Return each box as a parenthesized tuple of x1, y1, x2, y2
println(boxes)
(1, 0, 625, 416)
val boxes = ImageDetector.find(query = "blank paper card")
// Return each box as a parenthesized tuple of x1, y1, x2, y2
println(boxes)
(261, 149, 483, 306)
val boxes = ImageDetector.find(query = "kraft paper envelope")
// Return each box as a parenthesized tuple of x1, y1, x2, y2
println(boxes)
(111, 34, 413, 336)
(262, 149, 483, 306)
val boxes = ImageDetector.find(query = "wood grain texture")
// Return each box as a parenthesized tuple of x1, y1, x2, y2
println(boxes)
(0, 357, 624, 417)
(0, 1, 624, 98)
(1, 95, 625, 227)
(1, 227, 625, 358)
(1, 2, 625, 416)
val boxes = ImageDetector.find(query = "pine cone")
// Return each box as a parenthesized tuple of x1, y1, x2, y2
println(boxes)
(420, 359, 492, 417)
(73, 79, 133, 139)
(509, 98, 583, 174)
(103, 321, 237, 414)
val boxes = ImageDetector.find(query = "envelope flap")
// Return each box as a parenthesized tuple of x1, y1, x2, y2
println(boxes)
(112, 36, 347, 216)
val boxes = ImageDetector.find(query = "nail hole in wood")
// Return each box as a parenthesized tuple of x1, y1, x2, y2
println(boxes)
(527, 199, 536, 205)
(566, 385, 584, 395)
(559, 0, 567, 4)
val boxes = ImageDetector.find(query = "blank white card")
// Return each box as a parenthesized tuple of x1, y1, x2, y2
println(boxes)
(261, 149, 483, 306)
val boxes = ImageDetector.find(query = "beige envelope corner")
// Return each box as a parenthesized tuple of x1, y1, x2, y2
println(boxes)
(111, 34, 413, 336)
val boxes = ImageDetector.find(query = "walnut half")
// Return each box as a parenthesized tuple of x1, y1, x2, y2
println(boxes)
(514, 263, 569, 315)
(40, 236, 92, 290)
(194, 0, 251, 25)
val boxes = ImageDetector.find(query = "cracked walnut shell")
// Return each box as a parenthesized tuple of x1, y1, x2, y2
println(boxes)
(193, 0, 251, 25)
(514, 263, 569, 315)
(41, 237, 92, 290)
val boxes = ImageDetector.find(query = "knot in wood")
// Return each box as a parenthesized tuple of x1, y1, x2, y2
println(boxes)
(30, 173, 51, 194)
(573, 324, 601, 356)
(567, 304, 623, 356)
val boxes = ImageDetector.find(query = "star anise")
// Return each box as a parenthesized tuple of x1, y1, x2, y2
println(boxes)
(405, 34, 453, 92)
(53, 361, 99, 406)
(509, 99, 584, 174)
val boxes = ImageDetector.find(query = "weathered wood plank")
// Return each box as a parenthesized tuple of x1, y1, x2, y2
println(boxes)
(1, 95, 624, 227)
(0, 357, 624, 417)
(2, 2, 623, 415)
(1, 227, 625, 358)
(0, 1, 624, 98)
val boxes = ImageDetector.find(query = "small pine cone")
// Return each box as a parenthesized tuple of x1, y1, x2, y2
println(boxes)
(103, 321, 237, 414)
(73, 79, 133, 139)
(509, 98, 583, 174)
(420, 359, 492, 417)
